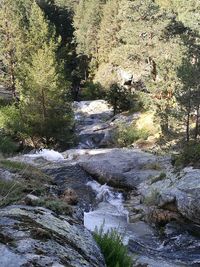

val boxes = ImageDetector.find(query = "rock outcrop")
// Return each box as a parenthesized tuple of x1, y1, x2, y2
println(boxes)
(73, 100, 140, 148)
(0, 205, 105, 267)
(139, 167, 200, 225)
(79, 148, 168, 189)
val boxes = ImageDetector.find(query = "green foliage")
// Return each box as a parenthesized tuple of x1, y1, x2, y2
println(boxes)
(0, 134, 18, 155)
(0, 179, 25, 207)
(107, 83, 136, 115)
(114, 123, 150, 147)
(0, 1, 74, 147)
(176, 142, 200, 167)
(150, 172, 167, 184)
(0, 105, 24, 136)
(143, 162, 162, 171)
(0, 159, 51, 206)
(81, 81, 105, 100)
(34, 198, 73, 215)
(94, 227, 132, 267)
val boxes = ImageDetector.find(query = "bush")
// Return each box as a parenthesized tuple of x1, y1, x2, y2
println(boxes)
(0, 105, 23, 135)
(106, 83, 136, 115)
(81, 82, 106, 100)
(114, 123, 150, 147)
(0, 135, 18, 155)
(94, 227, 132, 267)
(0, 103, 74, 148)
(175, 142, 200, 167)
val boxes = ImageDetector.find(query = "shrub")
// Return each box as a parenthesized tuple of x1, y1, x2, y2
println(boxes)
(0, 103, 74, 148)
(106, 83, 136, 115)
(0, 135, 18, 155)
(81, 82, 106, 100)
(150, 172, 167, 184)
(94, 227, 132, 267)
(114, 123, 150, 147)
(174, 141, 200, 168)
(0, 105, 22, 134)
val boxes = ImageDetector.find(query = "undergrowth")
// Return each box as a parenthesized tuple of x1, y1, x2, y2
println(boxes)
(114, 123, 150, 147)
(0, 160, 51, 207)
(94, 227, 132, 267)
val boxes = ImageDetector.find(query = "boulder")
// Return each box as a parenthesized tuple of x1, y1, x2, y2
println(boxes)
(79, 148, 168, 189)
(0, 205, 105, 267)
(139, 167, 200, 224)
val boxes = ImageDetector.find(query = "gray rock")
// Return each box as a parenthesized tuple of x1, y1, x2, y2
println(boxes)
(74, 100, 140, 149)
(24, 194, 39, 205)
(0, 205, 105, 267)
(79, 148, 167, 189)
(139, 167, 200, 224)
(0, 168, 19, 181)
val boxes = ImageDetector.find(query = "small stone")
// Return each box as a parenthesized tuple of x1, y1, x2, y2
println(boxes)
(24, 194, 39, 205)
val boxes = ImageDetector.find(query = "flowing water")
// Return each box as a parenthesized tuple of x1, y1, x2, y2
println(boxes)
(18, 100, 200, 266)
(84, 180, 131, 244)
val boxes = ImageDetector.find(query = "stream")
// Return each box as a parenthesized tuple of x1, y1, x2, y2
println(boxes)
(74, 101, 200, 267)
(14, 100, 200, 267)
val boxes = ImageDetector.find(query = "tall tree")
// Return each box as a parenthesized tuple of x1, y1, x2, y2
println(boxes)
(19, 2, 73, 145)
(74, 0, 105, 74)
(97, 0, 120, 64)
(0, 0, 26, 100)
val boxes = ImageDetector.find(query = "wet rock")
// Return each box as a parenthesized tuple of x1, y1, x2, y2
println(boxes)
(73, 100, 114, 148)
(0, 205, 105, 267)
(128, 221, 200, 267)
(73, 100, 140, 148)
(44, 165, 96, 211)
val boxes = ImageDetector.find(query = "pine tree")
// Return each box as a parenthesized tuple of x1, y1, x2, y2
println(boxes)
(0, 0, 25, 100)
(97, 0, 120, 63)
(19, 2, 73, 145)
(74, 0, 105, 73)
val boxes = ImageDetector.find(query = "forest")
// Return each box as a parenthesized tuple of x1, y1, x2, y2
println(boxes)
(0, 0, 200, 153)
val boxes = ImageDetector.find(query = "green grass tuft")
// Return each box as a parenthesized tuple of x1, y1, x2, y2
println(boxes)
(94, 227, 132, 267)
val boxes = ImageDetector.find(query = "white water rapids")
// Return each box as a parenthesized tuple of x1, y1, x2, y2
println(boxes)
(84, 180, 134, 244)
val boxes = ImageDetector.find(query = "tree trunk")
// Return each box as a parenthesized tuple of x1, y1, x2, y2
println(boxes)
(186, 109, 190, 142)
(195, 104, 200, 140)
(186, 90, 191, 142)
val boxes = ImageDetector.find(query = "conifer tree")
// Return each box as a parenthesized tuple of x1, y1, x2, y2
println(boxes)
(15, 2, 72, 143)
(74, 0, 105, 73)
(19, 2, 73, 145)
(97, 0, 120, 63)
(0, 0, 25, 100)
